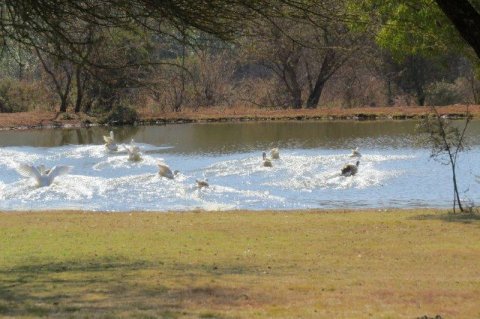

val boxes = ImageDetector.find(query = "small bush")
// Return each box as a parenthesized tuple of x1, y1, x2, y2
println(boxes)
(425, 81, 462, 106)
(99, 104, 138, 125)
(61, 113, 75, 120)
(0, 79, 48, 112)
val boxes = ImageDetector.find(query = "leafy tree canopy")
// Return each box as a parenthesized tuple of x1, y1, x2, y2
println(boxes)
(347, 0, 474, 60)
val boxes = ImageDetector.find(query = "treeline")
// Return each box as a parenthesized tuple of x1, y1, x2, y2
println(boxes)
(0, 0, 479, 117)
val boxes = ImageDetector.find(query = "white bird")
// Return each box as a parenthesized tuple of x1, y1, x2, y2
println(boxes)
(16, 164, 72, 187)
(270, 148, 280, 159)
(123, 140, 142, 162)
(36, 164, 49, 175)
(103, 131, 118, 152)
(350, 147, 361, 158)
(196, 179, 209, 188)
(341, 161, 360, 177)
(158, 162, 179, 179)
(262, 151, 273, 167)
(129, 139, 140, 153)
(103, 130, 114, 144)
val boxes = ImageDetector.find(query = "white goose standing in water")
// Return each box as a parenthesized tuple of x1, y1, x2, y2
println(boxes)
(341, 161, 360, 177)
(16, 164, 72, 187)
(124, 139, 142, 162)
(103, 131, 118, 152)
(270, 148, 280, 159)
(350, 147, 361, 158)
(158, 162, 179, 179)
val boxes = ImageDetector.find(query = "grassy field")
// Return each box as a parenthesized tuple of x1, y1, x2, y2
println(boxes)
(1, 210, 479, 319)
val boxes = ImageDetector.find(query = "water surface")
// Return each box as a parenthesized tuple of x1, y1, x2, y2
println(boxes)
(0, 121, 478, 211)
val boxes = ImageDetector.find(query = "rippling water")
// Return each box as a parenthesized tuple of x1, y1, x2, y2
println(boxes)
(0, 121, 479, 211)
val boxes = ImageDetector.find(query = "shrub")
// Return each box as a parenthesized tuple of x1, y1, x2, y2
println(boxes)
(425, 81, 462, 106)
(99, 104, 139, 125)
(0, 79, 47, 112)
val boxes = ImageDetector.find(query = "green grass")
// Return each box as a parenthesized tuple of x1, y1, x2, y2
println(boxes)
(1, 210, 480, 318)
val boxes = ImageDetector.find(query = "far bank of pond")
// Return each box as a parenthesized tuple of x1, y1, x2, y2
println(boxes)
(0, 104, 477, 130)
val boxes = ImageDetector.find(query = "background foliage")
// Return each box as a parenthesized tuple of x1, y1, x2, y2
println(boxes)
(0, 0, 479, 115)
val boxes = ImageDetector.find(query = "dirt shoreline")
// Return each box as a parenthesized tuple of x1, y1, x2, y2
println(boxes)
(0, 105, 477, 131)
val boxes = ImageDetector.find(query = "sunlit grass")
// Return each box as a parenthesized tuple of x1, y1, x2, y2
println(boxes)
(1, 210, 480, 318)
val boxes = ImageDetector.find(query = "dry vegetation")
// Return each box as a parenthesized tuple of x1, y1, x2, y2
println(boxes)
(0, 105, 478, 130)
(1, 210, 480, 318)
(2, 2, 480, 126)
(0, 111, 96, 130)
(138, 104, 480, 121)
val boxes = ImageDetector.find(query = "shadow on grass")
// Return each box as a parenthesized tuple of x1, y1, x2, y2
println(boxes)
(410, 212, 480, 224)
(0, 258, 260, 318)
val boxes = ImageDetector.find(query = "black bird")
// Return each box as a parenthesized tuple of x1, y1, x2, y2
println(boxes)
(341, 161, 360, 177)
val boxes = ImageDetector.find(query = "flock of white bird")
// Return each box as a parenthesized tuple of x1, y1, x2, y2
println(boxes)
(14, 131, 362, 188)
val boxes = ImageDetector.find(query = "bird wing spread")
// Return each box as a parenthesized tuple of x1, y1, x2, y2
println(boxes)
(16, 164, 42, 180)
(47, 166, 72, 179)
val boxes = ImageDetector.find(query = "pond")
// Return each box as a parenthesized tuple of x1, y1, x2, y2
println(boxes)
(0, 120, 479, 211)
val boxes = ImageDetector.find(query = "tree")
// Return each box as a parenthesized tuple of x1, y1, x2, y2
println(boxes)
(434, 0, 480, 60)
(246, 0, 359, 109)
(1, 1, 290, 114)
(392, 54, 465, 106)
(348, 0, 480, 62)
(81, 28, 156, 113)
(417, 106, 471, 213)
(35, 47, 73, 113)
(0, 0, 270, 65)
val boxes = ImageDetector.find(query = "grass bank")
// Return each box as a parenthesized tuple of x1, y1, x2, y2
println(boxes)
(138, 105, 480, 124)
(1, 210, 480, 318)
(0, 105, 478, 130)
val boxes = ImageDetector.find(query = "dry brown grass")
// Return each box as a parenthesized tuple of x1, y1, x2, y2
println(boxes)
(1, 209, 480, 318)
(0, 111, 95, 130)
(138, 104, 480, 122)
(1, 104, 479, 130)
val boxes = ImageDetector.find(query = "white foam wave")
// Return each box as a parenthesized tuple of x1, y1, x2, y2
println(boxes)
(0, 148, 42, 169)
(0, 144, 470, 211)
(62, 145, 107, 159)
(92, 153, 162, 171)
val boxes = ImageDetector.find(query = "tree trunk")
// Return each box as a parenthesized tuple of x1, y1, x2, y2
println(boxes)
(306, 50, 336, 109)
(434, 0, 480, 60)
(417, 89, 425, 106)
(74, 65, 84, 113)
(451, 165, 464, 212)
(59, 97, 68, 112)
(75, 65, 87, 113)
(410, 56, 426, 106)
(386, 79, 394, 106)
(59, 65, 72, 112)
(291, 88, 302, 109)
(306, 80, 326, 109)
(282, 62, 302, 109)
(84, 100, 93, 114)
